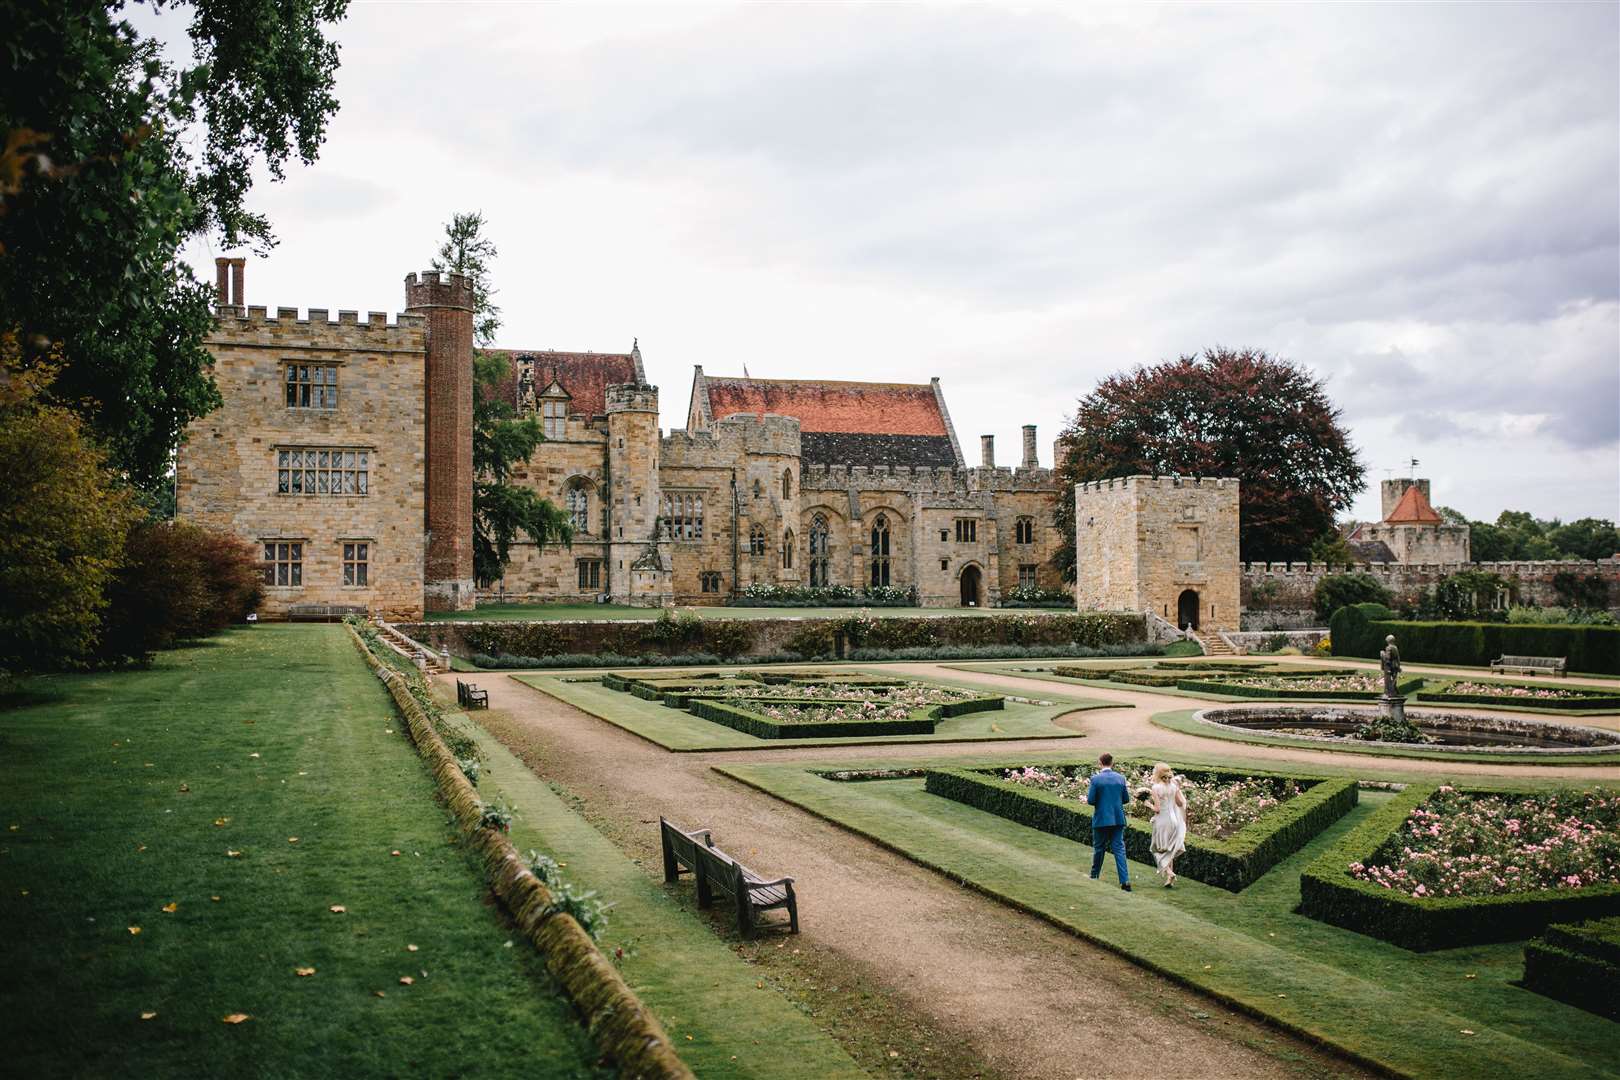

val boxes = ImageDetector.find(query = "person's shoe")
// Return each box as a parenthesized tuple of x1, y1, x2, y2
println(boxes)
(1121, 883, 1132, 892)
(1089, 874, 1100, 881)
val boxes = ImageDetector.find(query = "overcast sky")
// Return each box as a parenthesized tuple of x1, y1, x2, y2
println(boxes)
(166, 2, 1618, 524)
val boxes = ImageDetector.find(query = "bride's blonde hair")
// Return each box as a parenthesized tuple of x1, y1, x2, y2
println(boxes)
(1152, 762, 1174, 783)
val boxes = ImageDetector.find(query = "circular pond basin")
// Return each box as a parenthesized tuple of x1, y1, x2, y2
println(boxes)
(1192, 705, 1620, 755)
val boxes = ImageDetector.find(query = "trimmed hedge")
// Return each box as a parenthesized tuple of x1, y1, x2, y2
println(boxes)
(1332, 610, 1620, 675)
(1173, 674, 1425, 701)
(1414, 681, 1620, 711)
(1298, 785, 1620, 950)
(684, 697, 937, 739)
(1523, 918, 1620, 1020)
(924, 763, 1358, 892)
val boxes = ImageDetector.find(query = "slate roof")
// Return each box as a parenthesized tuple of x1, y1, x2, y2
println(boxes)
(1384, 484, 1444, 524)
(483, 348, 641, 420)
(1347, 539, 1397, 562)
(694, 372, 964, 467)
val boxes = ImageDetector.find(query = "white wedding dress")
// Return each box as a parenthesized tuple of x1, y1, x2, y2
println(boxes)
(1150, 779, 1186, 880)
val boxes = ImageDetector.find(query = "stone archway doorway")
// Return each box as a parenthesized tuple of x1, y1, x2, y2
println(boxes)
(1177, 588, 1200, 631)
(960, 565, 983, 607)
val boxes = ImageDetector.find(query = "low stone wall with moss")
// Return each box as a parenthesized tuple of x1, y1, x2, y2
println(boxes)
(346, 625, 693, 1079)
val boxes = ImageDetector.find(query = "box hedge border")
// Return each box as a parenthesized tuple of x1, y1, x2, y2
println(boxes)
(684, 697, 939, 739)
(1522, 919, 1620, 1020)
(1414, 681, 1620, 711)
(1298, 784, 1620, 950)
(923, 762, 1358, 892)
(1172, 674, 1425, 701)
(1331, 608, 1620, 675)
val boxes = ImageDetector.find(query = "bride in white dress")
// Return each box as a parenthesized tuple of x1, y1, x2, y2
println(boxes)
(1148, 762, 1187, 887)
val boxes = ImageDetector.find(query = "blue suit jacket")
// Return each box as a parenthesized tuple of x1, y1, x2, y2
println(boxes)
(1087, 768, 1129, 828)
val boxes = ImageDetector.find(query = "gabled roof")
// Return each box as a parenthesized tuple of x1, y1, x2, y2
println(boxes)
(689, 368, 965, 467)
(484, 344, 644, 420)
(1385, 484, 1443, 524)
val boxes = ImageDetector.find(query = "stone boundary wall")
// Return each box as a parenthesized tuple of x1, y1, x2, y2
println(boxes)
(346, 626, 692, 1079)
(1242, 559, 1620, 628)
(402, 611, 1147, 662)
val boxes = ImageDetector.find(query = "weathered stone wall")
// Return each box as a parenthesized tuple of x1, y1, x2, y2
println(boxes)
(1360, 521, 1471, 563)
(1074, 476, 1241, 631)
(176, 305, 427, 620)
(1241, 558, 1620, 626)
(487, 411, 612, 603)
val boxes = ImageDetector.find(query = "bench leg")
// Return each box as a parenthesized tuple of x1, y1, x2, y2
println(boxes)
(696, 865, 712, 909)
(737, 893, 753, 939)
(660, 829, 678, 884)
(788, 892, 799, 935)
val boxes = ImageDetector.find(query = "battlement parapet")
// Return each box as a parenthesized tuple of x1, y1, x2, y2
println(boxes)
(1243, 559, 1620, 578)
(1077, 474, 1240, 495)
(605, 382, 660, 414)
(403, 270, 474, 310)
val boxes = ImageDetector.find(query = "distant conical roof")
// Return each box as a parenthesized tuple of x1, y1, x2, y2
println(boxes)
(1385, 484, 1443, 524)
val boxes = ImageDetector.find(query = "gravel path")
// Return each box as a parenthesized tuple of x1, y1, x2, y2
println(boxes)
(453, 669, 1380, 1080)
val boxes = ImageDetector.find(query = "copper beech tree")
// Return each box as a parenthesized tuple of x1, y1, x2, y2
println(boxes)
(1052, 347, 1365, 574)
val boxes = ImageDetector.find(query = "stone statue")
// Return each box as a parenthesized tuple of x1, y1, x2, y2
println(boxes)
(1379, 634, 1402, 698)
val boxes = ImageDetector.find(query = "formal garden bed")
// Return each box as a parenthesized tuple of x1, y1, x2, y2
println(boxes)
(715, 756, 1620, 1077)
(1523, 917, 1620, 1021)
(1300, 783, 1620, 950)
(1192, 704, 1620, 753)
(1415, 678, 1620, 711)
(519, 667, 1102, 751)
(603, 671, 1003, 739)
(925, 761, 1358, 891)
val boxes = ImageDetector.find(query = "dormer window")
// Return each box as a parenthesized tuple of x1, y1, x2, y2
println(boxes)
(538, 376, 571, 440)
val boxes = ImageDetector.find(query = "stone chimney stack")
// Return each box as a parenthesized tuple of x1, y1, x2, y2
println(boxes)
(214, 258, 230, 305)
(980, 434, 995, 468)
(1021, 424, 1038, 468)
(230, 258, 245, 308)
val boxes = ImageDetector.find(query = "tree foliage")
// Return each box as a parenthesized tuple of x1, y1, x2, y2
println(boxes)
(1312, 572, 1394, 622)
(0, 335, 143, 673)
(1438, 507, 1620, 563)
(430, 212, 571, 585)
(0, 0, 347, 489)
(1053, 347, 1365, 572)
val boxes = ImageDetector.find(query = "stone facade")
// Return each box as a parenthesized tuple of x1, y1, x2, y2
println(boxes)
(1347, 478, 1471, 564)
(175, 283, 429, 620)
(1073, 475, 1242, 631)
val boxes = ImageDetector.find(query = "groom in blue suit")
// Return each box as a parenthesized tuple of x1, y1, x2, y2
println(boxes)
(1086, 753, 1132, 891)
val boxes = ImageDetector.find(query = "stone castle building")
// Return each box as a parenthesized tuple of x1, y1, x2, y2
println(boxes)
(176, 261, 1066, 619)
(1344, 478, 1471, 564)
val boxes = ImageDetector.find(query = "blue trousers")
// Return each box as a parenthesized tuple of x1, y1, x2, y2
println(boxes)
(1091, 825, 1129, 885)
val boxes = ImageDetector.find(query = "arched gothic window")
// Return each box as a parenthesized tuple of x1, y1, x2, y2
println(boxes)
(749, 524, 767, 556)
(566, 483, 590, 534)
(870, 514, 891, 587)
(782, 528, 795, 569)
(808, 514, 831, 587)
(1015, 516, 1035, 545)
(781, 468, 793, 499)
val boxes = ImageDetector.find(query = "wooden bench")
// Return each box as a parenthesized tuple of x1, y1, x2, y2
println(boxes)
(1490, 655, 1568, 677)
(287, 603, 367, 623)
(660, 817, 798, 937)
(456, 679, 489, 709)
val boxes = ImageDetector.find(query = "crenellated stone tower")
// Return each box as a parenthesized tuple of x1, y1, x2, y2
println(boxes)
(606, 383, 669, 603)
(404, 271, 476, 612)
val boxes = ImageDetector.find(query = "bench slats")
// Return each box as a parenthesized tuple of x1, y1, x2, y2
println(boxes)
(660, 817, 798, 936)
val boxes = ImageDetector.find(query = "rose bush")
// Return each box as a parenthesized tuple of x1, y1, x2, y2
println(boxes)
(1000, 764, 1302, 840)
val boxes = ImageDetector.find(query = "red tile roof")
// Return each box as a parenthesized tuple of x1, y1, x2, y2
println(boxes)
(703, 376, 949, 436)
(483, 349, 639, 420)
(1385, 484, 1443, 524)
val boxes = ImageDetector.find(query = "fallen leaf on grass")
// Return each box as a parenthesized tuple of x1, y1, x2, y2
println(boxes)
(1460, 1029, 1476, 1036)
(390, 850, 401, 857)
(222, 1013, 250, 1024)
(177, 783, 190, 793)
(161, 902, 177, 913)
(136, 845, 147, 852)
(8, 824, 18, 831)
(287, 837, 299, 844)
(210, 896, 220, 902)
(249, 753, 260, 759)
(373, 990, 386, 998)
(294, 967, 316, 977)
(888, 1051, 899, 1059)
(214, 818, 230, 827)
(685, 1035, 693, 1042)
(1464, 973, 1477, 980)
(329, 905, 346, 914)
(128, 926, 142, 936)
(140, 1011, 157, 1021)
(398, 976, 414, 986)
(226, 850, 241, 858)
(406, 944, 419, 952)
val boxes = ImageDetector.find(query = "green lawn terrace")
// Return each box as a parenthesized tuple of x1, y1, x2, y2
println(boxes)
(520, 666, 1115, 751)
(722, 752, 1620, 1079)
(0, 626, 605, 1079)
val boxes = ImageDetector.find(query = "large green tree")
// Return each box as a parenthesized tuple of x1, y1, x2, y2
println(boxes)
(1053, 347, 1365, 573)
(1438, 506, 1620, 563)
(0, 0, 347, 490)
(431, 212, 572, 585)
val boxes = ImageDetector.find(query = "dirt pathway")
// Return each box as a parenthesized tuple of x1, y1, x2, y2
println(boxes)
(456, 671, 1370, 1080)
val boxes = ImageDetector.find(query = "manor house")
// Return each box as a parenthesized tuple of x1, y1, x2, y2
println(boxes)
(175, 262, 1065, 619)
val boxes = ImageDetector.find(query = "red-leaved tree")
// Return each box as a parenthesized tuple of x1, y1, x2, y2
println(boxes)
(1052, 348, 1365, 574)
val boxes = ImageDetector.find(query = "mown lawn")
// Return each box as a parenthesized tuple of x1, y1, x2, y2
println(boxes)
(719, 756, 1620, 1079)
(0, 626, 605, 1079)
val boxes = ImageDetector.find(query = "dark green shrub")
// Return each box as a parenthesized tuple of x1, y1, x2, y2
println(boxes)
(1313, 572, 1393, 621)
(1340, 619, 1620, 675)
(926, 764, 1357, 892)
(1328, 602, 1397, 660)
(684, 697, 937, 739)
(1523, 935, 1620, 1020)
(1298, 785, 1620, 950)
